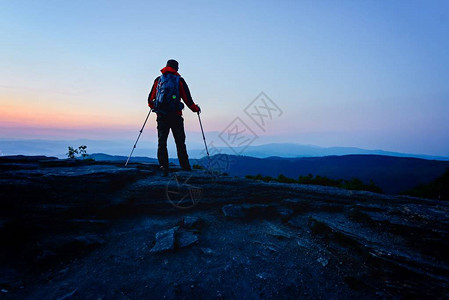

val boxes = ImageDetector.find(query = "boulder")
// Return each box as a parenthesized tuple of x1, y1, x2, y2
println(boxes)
(150, 227, 177, 253)
(182, 216, 203, 229)
(177, 231, 199, 249)
(150, 226, 199, 252)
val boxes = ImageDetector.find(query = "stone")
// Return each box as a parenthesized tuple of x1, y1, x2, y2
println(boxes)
(183, 216, 203, 229)
(201, 248, 214, 255)
(178, 231, 199, 249)
(150, 227, 177, 253)
(317, 257, 328, 267)
(296, 240, 309, 249)
(266, 245, 278, 253)
(256, 272, 269, 280)
(265, 222, 292, 239)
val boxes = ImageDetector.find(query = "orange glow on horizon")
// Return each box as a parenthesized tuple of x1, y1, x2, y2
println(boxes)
(0, 94, 138, 130)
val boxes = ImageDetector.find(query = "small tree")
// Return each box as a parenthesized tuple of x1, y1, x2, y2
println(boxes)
(66, 146, 78, 159)
(78, 145, 88, 159)
(66, 145, 89, 160)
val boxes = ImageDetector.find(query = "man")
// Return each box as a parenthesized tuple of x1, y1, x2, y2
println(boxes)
(148, 59, 201, 175)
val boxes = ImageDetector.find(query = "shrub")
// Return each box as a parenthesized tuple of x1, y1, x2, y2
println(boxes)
(401, 168, 449, 200)
(78, 145, 88, 159)
(66, 145, 92, 160)
(277, 174, 296, 183)
(66, 146, 78, 159)
(341, 178, 383, 193)
(245, 174, 273, 182)
(298, 174, 341, 187)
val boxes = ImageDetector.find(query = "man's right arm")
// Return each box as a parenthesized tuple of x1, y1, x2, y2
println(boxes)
(147, 77, 159, 109)
(179, 77, 200, 113)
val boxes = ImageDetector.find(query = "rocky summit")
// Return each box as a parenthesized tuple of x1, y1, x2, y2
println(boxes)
(1, 155, 449, 299)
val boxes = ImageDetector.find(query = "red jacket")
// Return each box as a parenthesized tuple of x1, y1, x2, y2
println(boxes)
(148, 66, 199, 115)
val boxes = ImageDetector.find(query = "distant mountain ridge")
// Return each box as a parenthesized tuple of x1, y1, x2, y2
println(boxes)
(88, 153, 158, 164)
(1, 139, 448, 160)
(188, 143, 449, 161)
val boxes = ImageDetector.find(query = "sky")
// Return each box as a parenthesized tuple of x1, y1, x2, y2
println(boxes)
(1, 0, 449, 156)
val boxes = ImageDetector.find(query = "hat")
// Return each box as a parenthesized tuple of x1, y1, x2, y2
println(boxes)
(166, 59, 179, 71)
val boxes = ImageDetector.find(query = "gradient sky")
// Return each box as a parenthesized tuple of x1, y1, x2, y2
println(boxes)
(1, 0, 449, 156)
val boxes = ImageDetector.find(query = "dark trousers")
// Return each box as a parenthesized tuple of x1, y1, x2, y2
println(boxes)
(157, 113, 191, 170)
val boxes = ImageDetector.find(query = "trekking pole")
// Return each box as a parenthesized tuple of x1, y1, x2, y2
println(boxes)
(197, 112, 209, 158)
(125, 109, 152, 166)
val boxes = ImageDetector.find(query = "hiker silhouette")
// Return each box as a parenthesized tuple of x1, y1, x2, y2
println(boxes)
(148, 59, 201, 175)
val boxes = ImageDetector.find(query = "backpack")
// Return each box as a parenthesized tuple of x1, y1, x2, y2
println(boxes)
(154, 73, 184, 114)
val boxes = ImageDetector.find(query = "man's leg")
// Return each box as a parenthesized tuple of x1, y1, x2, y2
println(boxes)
(157, 115, 170, 172)
(171, 115, 191, 171)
